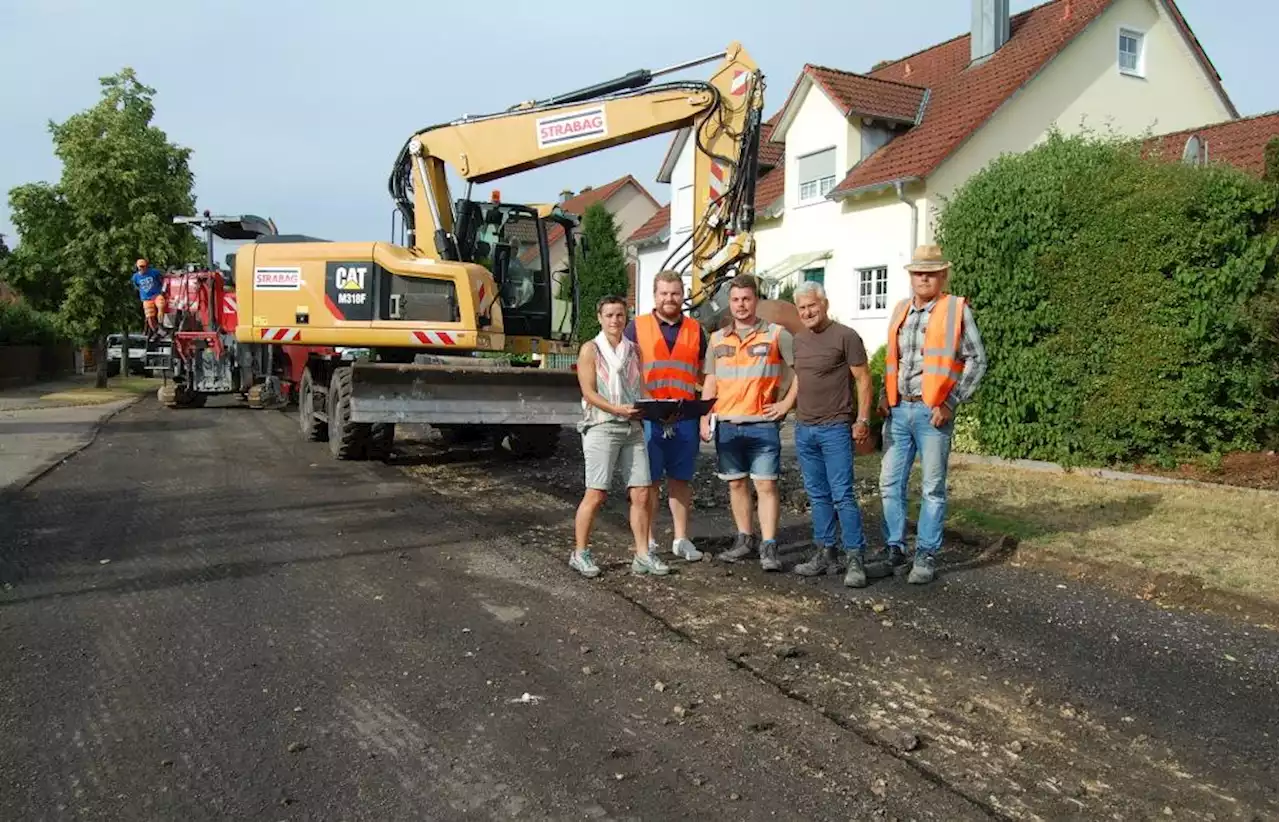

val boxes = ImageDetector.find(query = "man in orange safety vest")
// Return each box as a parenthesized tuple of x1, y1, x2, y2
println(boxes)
(624, 270, 709, 563)
(876, 244, 987, 585)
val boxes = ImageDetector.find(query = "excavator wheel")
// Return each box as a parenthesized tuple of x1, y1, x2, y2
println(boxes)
(299, 367, 327, 442)
(176, 388, 206, 408)
(327, 366, 370, 460)
(366, 423, 396, 462)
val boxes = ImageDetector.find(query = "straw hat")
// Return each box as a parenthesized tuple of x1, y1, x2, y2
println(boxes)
(904, 244, 950, 273)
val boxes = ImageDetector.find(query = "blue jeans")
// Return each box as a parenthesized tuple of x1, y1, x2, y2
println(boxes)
(879, 401, 954, 556)
(795, 422, 867, 552)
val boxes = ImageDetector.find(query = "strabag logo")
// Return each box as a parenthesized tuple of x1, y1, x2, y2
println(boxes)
(536, 107, 607, 149)
(254, 267, 301, 291)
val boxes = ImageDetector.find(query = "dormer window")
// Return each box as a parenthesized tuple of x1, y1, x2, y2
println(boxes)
(797, 147, 836, 203)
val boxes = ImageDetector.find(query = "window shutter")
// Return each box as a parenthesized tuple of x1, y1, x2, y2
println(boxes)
(797, 148, 835, 184)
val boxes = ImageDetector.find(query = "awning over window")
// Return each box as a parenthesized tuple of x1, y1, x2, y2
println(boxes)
(756, 249, 832, 283)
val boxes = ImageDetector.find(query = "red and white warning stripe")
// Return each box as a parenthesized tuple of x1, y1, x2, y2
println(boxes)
(259, 327, 302, 342)
(730, 70, 748, 97)
(223, 294, 238, 315)
(412, 330, 456, 346)
(708, 159, 728, 202)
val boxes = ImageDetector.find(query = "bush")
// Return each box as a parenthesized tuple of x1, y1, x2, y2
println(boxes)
(0, 300, 60, 346)
(936, 130, 1278, 467)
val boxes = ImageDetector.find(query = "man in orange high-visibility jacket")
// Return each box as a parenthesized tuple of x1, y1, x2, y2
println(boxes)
(698, 274, 798, 572)
(624, 270, 709, 563)
(876, 244, 987, 585)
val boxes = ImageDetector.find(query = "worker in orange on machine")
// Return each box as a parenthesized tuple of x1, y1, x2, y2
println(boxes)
(131, 258, 167, 335)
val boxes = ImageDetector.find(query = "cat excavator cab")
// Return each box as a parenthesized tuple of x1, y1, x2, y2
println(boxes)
(233, 43, 785, 460)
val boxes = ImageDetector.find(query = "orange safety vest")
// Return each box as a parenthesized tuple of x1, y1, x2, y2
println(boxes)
(884, 294, 966, 408)
(710, 321, 784, 418)
(635, 313, 701, 400)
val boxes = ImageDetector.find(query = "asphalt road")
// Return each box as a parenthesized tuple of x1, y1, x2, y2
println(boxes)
(0, 399, 988, 821)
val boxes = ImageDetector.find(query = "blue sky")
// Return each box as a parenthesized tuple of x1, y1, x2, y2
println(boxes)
(0, 0, 1275, 248)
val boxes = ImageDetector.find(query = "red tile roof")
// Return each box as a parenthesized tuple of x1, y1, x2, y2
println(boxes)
(758, 113, 784, 170)
(627, 203, 669, 244)
(803, 66, 928, 124)
(831, 0, 1237, 196)
(1143, 111, 1278, 177)
(541, 174, 661, 252)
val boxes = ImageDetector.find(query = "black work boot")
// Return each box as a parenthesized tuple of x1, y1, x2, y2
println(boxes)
(794, 545, 842, 577)
(759, 540, 782, 572)
(908, 552, 937, 585)
(866, 545, 909, 579)
(717, 532, 755, 563)
(843, 551, 868, 588)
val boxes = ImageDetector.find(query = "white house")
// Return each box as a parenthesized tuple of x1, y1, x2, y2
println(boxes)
(628, 0, 1245, 351)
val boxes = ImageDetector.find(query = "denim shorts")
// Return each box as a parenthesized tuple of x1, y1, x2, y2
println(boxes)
(714, 421, 781, 481)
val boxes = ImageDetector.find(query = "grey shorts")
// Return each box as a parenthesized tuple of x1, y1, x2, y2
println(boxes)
(582, 421, 650, 491)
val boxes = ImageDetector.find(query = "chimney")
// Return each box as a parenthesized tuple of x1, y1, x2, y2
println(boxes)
(970, 0, 1010, 63)
(559, 189, 573, 203)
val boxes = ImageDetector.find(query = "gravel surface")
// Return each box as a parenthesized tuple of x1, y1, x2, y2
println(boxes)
(397, 423, 1279, 821)
(0, 402, 985, 821)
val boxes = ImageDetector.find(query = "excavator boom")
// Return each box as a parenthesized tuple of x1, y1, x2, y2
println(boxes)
(389, 42, 765, 312)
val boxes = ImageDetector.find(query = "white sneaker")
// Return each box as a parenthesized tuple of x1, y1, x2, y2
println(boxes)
(672, 538, 703, 561)
(648, 539, 660, 555)
(569, 549, 601, 578)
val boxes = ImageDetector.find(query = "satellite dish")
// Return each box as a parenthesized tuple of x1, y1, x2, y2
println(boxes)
(1182, 135, 1206, 166)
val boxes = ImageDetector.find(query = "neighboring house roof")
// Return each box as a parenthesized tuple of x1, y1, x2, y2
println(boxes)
(627, 203, 670, 246)
(540, 174, 661, 255)
(831, 0, 1238, 197)
(559, 174, 661, 217)
(1142, 111, 1278, 177)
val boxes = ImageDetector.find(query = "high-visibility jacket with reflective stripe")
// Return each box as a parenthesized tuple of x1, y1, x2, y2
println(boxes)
(710, 321, 784, 420)
(636, 313, 701, 400)
(884, 294, 966, 408)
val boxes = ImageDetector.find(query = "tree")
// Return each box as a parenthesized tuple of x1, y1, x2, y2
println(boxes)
(6, 68, 202, 386)
(572, 202, 629, 341)
(1266, 136, 1279, 183)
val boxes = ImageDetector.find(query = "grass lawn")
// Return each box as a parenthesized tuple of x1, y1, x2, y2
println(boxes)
(39, 375, 160, 405)
(852, 453, 1279, 615)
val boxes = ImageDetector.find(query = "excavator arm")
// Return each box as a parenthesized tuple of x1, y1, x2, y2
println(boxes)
(387, 43, 766, 323)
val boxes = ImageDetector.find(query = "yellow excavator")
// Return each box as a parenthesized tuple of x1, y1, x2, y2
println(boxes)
(232, 42, 793, 460)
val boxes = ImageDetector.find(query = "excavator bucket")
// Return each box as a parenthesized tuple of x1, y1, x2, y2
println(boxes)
(347, 361, 584, 426)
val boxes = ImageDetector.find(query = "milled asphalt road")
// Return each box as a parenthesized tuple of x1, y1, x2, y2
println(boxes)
(0, 399, 995, 821)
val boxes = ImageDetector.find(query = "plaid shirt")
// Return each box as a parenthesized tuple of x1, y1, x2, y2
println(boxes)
(890, 297, 988, 408)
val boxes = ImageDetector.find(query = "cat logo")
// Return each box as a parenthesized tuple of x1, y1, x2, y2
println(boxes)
(335, 265, 367, 291)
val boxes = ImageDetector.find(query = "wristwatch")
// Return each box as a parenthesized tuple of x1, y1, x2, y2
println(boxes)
(854, 418, 870, 427)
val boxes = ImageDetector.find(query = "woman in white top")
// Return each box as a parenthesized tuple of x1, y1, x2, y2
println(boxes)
(571, 295, 670, 578)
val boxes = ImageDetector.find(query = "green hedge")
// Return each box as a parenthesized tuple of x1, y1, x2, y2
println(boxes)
(0, 300, 60, 346)
(936, 130, 1278, 467)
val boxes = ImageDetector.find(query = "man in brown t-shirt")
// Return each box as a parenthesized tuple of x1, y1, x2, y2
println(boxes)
(789, 281, 875, 587)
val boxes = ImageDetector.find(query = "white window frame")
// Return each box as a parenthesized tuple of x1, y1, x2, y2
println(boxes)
(856, 266, 889, 314)
(796, 146, 837, 205)
(1118, 26, 1146, 78)
(673, 184, 693, 234)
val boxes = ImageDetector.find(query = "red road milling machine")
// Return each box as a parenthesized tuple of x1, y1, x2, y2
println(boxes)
(154, 212, 336, 409)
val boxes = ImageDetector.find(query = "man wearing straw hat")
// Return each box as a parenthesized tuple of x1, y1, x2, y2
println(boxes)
(875, 244, 987, 585)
